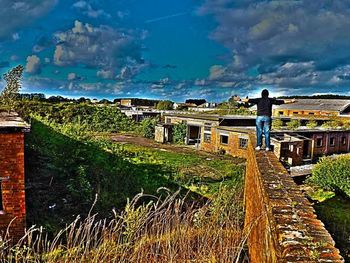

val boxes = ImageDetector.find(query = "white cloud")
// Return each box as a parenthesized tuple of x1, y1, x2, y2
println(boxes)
(25, 55, 41, 74)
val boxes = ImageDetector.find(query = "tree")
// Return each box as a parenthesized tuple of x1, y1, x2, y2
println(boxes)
(156, 100, 173, 110)
(0, 65, 24, 112)
(306, 119, 318, 129)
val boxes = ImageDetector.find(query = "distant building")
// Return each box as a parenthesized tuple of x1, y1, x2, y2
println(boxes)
(157, 113, 350, 167)
(0, 112, 30, 242)
(119, 98, 159, 108)
(248, 99, 350, 118)
(274, 99, 350, 117)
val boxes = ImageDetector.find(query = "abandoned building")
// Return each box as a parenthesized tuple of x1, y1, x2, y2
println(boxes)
(156, 113, 350, 167)
(271, 99, 350, 117)
(0, 112, 29, 242)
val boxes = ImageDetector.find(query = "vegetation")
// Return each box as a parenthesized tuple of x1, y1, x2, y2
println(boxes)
(286, 119, 301, 130)
(139, 118, 158, 138)
(272, 118, 283, 130)
(307, 155, 350, 198)
(172, 122, 187, 144)
(13, 101, 245, 235)
(0, 188, 247, 262)
(306, 119, 318, 129)
(155, 100, 173, 110)
(0, 65, 23, 112)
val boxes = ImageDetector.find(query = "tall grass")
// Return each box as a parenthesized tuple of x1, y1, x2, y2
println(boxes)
(0, 187, 248, 262)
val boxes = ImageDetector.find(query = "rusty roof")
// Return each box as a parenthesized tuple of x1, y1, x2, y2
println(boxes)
(0, 111, 30, 131)
(274, 99, 350, 112)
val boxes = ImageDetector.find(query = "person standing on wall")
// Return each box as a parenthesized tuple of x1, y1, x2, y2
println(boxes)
(242, 89, 296, 151)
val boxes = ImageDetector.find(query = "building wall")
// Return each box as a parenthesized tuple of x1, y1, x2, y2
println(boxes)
(273, 109, 338, 117)
(311, 131, 350, 157)
(200, 127, 249, 158)
(271, 140, 305, 166)
(0, 132, 26, 242)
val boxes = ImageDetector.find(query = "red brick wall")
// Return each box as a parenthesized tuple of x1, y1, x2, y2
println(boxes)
(244, 133, 343, 262)
(0, 132, 26, 242)
(200, 128, 248, 158)
(312, 132, 350, 157)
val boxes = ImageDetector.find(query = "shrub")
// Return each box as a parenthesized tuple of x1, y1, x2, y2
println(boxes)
(272, 118, 283, 130)
(307, 155, 350, 198)
(306, 119, 318, 129)
(173, 123, 187, 144)
(140, 118, 158, 138)
(286, 119, 301, 130)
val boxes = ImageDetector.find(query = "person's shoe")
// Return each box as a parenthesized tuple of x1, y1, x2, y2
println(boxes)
(255, 146, 261, 151)
(265, 147, 271, 151)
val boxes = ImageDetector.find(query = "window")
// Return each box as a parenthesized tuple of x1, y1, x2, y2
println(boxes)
(239, 138, 248, 149)
(204, 133, 211, 143)
(293, 112, 299, 115)
(342, 136, 347, 145)
(204, 123, 212, 132)
(220, 135, 229, 145)
(166, 118, 171, 124)
(329, 137, 335, 146)
(308, 112, 315, 115)
(278, 111, 284, 116)
(316, 137, 323, 147)
(289, 144, 294, 152)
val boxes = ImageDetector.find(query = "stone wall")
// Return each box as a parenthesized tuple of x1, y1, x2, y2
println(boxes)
(244, 133, 344, 262)
(0, 132, 26, 242)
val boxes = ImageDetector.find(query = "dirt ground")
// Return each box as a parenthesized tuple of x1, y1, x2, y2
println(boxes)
(110, 133, 235, 160)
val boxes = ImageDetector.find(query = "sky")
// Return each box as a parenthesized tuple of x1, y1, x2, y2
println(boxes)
(1, 0, 350, 102)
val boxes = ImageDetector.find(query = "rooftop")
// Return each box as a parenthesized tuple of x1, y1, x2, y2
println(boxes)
(0, 111, 30, 131)
(274, 98, 350, 112)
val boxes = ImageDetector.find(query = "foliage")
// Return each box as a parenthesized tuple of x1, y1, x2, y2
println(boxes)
(307, 155, 350, 198)
(306, 119, 318, 129)
(156, 100, 173, 110)
(272, 118, 283, 130)
(0, 190, 246, 262)
(321, 118, 343, 129)
(173, 122, 187, 144)
(314, 196, 350, 262)
(0, 65, 24, 111)
(140, 118, 158, 138)
(286, 119, 301, 130)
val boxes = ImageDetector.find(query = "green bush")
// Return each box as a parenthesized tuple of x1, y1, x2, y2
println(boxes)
(306, 119, 318, 129)
(173, 123, 187, 144)
(286, 119, 301, 130)
(272, 118, 283, 130)
(140, 118, 158, 138)
(307, 155, 350, 198)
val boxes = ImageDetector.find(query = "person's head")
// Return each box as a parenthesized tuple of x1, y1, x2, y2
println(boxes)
(261, 89, 269, 98)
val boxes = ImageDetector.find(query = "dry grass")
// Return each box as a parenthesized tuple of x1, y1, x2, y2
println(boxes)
(0, 187, 248, 263)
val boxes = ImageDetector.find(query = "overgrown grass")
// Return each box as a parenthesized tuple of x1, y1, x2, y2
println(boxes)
(1, 188, 247, 262)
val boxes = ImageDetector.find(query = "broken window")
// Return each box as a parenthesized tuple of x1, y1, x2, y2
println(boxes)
(220, 135, 229, 145)
(342, 136, 347, 145)
(316, 137, 323, 147)
(239, 138, 248, 149)
(329, 137, 335, 146)
(204, 133, 211, 143)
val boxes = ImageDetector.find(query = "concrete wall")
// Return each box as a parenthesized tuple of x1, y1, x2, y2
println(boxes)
(0, 132, 26, 242)
(244, 133, 344, 262)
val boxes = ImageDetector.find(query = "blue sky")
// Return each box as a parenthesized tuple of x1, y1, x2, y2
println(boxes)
(0, 0, 350, 101)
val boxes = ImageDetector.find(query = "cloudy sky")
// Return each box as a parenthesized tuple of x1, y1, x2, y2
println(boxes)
(0, 0, 350, 101)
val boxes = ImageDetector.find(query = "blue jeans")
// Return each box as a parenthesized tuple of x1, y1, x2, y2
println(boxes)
(256, 116, 271, 148)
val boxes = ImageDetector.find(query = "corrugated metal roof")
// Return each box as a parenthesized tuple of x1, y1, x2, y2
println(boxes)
(0, 111, 30, 130)
(249, 99, 350, 112)
(274, 99, 350, 111)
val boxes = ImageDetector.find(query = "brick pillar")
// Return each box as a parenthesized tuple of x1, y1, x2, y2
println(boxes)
(0, 132, 26, 242)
